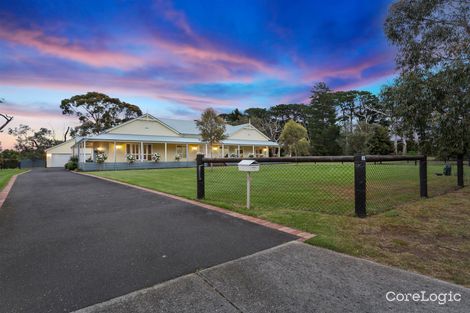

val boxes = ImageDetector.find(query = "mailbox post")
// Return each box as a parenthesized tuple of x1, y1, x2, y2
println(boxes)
(238, 160, 260, 209)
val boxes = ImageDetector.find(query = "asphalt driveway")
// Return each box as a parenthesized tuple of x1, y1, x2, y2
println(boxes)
(0, 168, 294, 313)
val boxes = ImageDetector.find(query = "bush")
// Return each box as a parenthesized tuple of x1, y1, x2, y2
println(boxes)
(64, 161, 77, 170)
(65, 156, 78, 170)
(0, 159, 20, 169)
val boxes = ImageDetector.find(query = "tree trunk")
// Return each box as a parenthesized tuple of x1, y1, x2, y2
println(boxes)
(402, 135, 407, 155)
(393, 137, 398, 155)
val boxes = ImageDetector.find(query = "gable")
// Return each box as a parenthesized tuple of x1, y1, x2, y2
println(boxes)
(46, 139, 75, 153)
(107, 119, 179, 136)
(228, 126, 270, 141)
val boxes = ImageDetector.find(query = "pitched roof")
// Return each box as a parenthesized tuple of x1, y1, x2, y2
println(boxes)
(73, 133, 279, 146)
(73, 113, 276, 146)
(158, 117, 249, 136)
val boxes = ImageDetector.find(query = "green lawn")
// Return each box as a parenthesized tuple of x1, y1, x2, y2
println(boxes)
(0, 169, 27, 191)
(90, 162, 470, 286)
(91, 162, 461, 215)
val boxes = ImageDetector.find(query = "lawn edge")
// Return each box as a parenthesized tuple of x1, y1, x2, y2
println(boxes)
(74, 171, 315, 242)
(0, 170, 30, 209)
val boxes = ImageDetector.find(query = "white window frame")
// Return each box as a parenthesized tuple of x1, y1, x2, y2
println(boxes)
(143, 144, 152, 161)
(175, 145, 187, 159)
(126, 143, 140, 160)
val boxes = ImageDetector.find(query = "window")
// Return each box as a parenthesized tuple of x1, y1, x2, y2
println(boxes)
(126, 144, 152, 160)
(176, 145, 187, 159)
(143, 144, 152, 160)
(126, 144, 140, 160)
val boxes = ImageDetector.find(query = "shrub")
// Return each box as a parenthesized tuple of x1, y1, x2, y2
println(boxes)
(126, 154, 135, 164)
(64, 156, 78, 170)
(96, 152, 108, 164)
(65, 161, 77, 171)
(151, 153, 161, 162)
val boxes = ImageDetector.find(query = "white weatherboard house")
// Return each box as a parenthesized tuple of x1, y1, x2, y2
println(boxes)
(45, 114, 280, 170)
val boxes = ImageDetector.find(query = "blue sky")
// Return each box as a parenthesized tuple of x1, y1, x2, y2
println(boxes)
(0, 0, 396, 148)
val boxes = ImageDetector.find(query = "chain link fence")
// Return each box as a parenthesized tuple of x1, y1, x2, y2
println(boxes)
(204, 162, 354, 215)
(197, 155, 466, 217)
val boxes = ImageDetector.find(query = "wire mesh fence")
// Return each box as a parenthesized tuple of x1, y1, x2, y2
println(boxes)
(197, 155, 466, 217)
(366, 160, 421, 214)
(427, 160, 462, 197)
(204, 162, 355, 215)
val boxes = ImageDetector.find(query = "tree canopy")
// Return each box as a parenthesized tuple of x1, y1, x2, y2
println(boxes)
(384, 0, 470, 157)
(279, 120, 309, 156)
(60, 92, 142, 136)
(8, 125, 62, 159)
(196, 108, 226, 156)
(385, 0, 469, 71)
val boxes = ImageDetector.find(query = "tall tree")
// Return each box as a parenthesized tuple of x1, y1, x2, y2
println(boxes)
(8, 125, 62, 159)
(307, 82, 342, 155)
(279, 120, 309, 157)
(367, 124, 394, 155)
(219, 109, 247, 125)
(385, 0, 469, 71)
(60, 92, 142, 136)
(245, 107, 282, 142)
(384, 0, 470, 156)
(196, 108, 226, 157)
(270, 104, 310, 130)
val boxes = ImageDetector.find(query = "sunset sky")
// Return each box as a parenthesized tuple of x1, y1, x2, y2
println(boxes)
(0, 0, 396, 149)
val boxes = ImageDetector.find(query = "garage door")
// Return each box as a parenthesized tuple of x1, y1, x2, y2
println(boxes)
(49, 154, 72, 168)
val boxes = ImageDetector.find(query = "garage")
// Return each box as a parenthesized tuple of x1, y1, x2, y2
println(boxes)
(45, 139, 75, 168)
(48, 154, 72, 168)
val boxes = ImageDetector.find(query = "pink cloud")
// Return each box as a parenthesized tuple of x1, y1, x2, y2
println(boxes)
(0, 73, 239, 112)
(0, 26, 144, 70)
(302, 52, 395, 82)
(147, 1, 285, 80)
(0, 102, 79, 149)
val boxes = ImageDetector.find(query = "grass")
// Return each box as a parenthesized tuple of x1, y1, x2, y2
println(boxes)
(90, 163, 470, 286)
(0, 169, 27, 191)
(92, 163, 462, 215)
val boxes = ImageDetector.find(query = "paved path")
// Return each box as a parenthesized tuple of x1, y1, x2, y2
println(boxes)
(76, 241, 470, 313)
(0, 169, 295, 313)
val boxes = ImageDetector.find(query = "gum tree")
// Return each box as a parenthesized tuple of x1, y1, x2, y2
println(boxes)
(60, 92, 142, 136)
(384, 0, 470, 157)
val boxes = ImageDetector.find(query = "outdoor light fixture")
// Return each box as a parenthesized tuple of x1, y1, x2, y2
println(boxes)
(191, 146, 198, 151)
(116, 145, 122, 149)
(97, 147, 104, 151)
(213, 147, 218, 151)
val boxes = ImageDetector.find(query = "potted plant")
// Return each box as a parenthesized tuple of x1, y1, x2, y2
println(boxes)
(96, 152, 108, 164)
(175, 153, 182, 161)
(126, 154, 135, 164)
(230, 153, 237, 158)
(151, 152, 161, 162)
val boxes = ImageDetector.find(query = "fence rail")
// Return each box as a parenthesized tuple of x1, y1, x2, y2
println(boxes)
(196, 154, 466, 217)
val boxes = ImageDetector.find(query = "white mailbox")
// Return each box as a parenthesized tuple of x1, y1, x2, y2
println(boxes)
(238, 160, 260, 172)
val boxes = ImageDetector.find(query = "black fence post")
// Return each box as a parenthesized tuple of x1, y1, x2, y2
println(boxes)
(196, 154, 205, 199)
(354, 155, 366, 218)
(457, 154, 464, 187)
(419, 156, 428, 198)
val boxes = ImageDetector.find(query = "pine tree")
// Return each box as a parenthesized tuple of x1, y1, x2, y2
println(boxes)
(307, 83, 342, 155)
